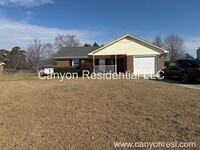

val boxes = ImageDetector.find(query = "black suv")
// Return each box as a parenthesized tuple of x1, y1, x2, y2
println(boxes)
(161, 59, 200, 83)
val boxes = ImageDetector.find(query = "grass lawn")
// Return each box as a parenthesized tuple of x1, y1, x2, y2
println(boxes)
(0, 75, 199, 149)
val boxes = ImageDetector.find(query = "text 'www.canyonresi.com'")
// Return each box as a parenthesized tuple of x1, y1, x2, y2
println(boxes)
(113, 141, 197, 149)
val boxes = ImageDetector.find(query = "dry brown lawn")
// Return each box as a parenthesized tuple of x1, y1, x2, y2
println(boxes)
(0, 75, 199, 149)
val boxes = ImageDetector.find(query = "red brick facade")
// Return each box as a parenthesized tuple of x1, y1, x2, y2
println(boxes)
(127, 56, 133, 72)
(56, 59, 70, 67)
(157, 54, 164, 71)
(80, 59, 93, 73)
(55, 55, 165, 74)
(56, 59, 94, 72)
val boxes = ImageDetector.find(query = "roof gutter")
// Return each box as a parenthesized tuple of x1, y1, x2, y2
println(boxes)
(53, 56, 89, 59)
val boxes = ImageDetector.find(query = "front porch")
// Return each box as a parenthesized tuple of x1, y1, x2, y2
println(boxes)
(91, 55, 128, 73)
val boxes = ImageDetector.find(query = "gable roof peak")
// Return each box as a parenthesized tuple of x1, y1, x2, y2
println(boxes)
(89, 33, 169, 55)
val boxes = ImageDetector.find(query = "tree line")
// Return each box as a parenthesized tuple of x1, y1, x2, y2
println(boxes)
(0, 33, 195, 72)
(0, 46, 28, 70)
(0, 34, 100, 72)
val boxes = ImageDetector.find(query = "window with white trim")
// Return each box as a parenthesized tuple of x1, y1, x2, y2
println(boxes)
(72, 59, 80, 67)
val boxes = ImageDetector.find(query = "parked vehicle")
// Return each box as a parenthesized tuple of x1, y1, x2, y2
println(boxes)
(160, 59, 200, 83)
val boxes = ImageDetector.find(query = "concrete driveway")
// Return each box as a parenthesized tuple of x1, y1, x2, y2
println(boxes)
(153, 78, 200, 90)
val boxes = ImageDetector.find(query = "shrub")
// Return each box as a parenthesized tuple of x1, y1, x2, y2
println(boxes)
(54, 66, 82, 76)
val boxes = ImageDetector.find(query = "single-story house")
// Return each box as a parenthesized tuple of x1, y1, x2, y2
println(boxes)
(53, 34, 168, 74)
(0, 61, 5, 76)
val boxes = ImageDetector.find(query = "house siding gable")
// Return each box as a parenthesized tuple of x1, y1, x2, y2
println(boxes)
(92, 37, 162, 56)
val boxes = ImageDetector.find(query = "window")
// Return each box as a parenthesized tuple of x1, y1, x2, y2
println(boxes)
(189, 60, 200, 66)
(99, 59, 105, 65)
(182, 61, 191, 67)
(98, 59, 106, 72)
(169, 63, 176, 67)
(176, 61, 184, 67)
(177, 60, 191, 67)
(72, 59, 80, 67)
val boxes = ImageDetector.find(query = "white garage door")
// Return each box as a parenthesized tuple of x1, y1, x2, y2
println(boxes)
(134, 57, 156, 74)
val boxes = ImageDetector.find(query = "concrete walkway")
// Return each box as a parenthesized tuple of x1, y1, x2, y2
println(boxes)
(153, 79, 200, 90)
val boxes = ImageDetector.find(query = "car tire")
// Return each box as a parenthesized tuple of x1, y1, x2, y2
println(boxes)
(163, 74, 169, 79)
(181, 72, 190, 83)
(159, 71, 167, 79)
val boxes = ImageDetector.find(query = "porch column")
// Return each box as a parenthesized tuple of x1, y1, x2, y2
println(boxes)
(93, 55, 95, 73)
(115, 55, 117, 73)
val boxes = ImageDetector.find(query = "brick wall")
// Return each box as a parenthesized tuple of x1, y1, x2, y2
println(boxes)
(157, 54, 164, 71)
(0, 65, 2, 76)
(54, 55, 164, 74)
(56, 59, 94, 73)
(127, 56, 133, 72)
(56, 59, 71, 67)
(80, 59, 93, 73)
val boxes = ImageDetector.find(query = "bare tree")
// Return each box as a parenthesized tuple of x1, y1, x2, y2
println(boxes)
(54, 34, 80, 51)
(26, 39, 53, 72)
(164, 34, 186, 61)
(152, 36, 163, 48)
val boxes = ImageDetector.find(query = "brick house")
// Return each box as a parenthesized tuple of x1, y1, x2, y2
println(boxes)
(53, 34, 168, 74)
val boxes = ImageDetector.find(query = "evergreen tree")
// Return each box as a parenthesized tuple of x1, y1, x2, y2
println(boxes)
(93, 42, 99, 47)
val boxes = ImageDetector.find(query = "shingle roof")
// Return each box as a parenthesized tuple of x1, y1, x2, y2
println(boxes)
(39, 63, 55, 68)
(53, 47, 101, 58)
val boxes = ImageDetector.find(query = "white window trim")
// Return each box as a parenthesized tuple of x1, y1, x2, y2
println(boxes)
(72, 59, 80, 67)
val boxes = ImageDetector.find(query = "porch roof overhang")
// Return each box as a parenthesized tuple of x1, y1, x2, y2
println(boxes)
(89, 53, 127, 56)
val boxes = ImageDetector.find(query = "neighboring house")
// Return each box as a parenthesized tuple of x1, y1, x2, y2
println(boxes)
(197, 47, 200, 59)
(0, 61, 5, 76)
(53, 34, 168, 74)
